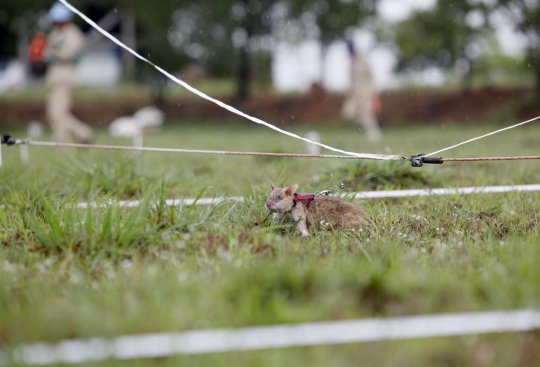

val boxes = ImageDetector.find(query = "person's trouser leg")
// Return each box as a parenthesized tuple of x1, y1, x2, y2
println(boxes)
(341, 95, 356, 121)
(357, 107, 382, 143)
(47, 86, 71, 143)
(46, 85, 93, 144)
(66, 113, 93, 144)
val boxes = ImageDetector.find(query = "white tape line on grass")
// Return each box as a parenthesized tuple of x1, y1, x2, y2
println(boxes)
(75, 197, 244, 209)
(3, 309, 540, 365)
(73, 184, 540, 209)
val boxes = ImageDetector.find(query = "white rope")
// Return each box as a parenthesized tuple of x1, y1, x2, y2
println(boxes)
(3, 309, 540, 365)
(58, 0, 401, 161)
(426, 115, 540, 157)
(23, 140, 406, 160)
(70, 184, 540, 209)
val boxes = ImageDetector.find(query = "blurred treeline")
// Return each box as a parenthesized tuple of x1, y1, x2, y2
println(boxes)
(1, 0, 539, 98)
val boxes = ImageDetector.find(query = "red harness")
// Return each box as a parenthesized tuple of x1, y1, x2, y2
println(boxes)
(293, 193, 316, 209)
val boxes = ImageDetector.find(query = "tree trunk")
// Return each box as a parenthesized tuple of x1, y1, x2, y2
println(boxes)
(319, 44, 327, 88)
(151, 76, 166, 107)
(15, 19, 29, 82)
(121, 13, 136, 83)
(236, 29, 251, 101)
(462, 59, 473, 92)
(527, 49, 540, 99)
(534, 62, 540, 100)
(535, 68, 540, 100)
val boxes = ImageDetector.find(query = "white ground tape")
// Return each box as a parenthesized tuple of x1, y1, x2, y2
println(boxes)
(74, 196, 244, 209)
(352, 184, 540, 199)
(73, 184, 540, 209)
(3, 309, 540, 365)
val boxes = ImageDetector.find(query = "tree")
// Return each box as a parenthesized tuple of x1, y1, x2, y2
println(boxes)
(491, 0, 540, 96)
(289, 0, 377, 45)
(0, 0, 52, 61)
(393, 0, 490, 88)
(169, 0, 379, 98)
(287, 0, 378, 84)
(167, 0, 281, 100)
(2, 0, 379, 100)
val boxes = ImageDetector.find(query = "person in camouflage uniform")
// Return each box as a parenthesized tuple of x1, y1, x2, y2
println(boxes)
(44, 1, 93, 144)
(341, 40, 382, 142)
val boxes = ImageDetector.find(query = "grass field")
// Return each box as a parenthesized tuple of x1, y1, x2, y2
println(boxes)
(1, 120, 540, 366)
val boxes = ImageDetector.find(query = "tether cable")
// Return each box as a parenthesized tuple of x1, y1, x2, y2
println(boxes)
(2, 138, 540, 163)
(425, 115, 540, 157)
(10, 140, 406, 160)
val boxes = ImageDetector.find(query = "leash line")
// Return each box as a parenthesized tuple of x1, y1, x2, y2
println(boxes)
(315, 163, 410, 198)
(3, 138, 540, 163)
(425, 115, 540, 157)
(6, 140, 407, 160)
(442, 155, 540, 162)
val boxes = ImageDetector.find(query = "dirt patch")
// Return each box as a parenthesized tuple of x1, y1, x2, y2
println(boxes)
(0, 86, 535, 128)
(379, 86, 534, 126)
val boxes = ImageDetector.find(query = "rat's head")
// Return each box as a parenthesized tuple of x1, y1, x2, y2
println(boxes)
(265, 181, 298, 213)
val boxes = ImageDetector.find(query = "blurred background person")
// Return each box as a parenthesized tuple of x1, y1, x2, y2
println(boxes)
(341, 40, 382, 143)
(44, 1, 93, 144)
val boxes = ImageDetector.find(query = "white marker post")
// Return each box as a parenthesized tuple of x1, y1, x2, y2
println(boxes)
(19, 145, 29, 166)
(20, 121, 45, 167)
(133, 132, 143, 155)
(305, 131, 321, 155)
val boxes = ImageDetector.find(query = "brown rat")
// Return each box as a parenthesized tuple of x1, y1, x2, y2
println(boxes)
(265, 182, 371, 237)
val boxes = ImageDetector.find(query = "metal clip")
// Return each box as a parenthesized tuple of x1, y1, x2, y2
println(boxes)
(409, 154, 444, 167)
(316, 189, 334, 197)
(316, 181, 346, 197)
(1, 135, 29, 147)
(1, 134, 16, 146)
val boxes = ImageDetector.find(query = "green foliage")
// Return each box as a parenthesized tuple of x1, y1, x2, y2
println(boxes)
(1, 0, 379, 99)
(473, 53, 535, 86)
(0, 186, 231, 259)
(391, 0, 540, 93)
(394, 0, 489, 76)
(56, 153, 157, 199)
(491, 0, 540, 94)
(288, 0, 377, 46)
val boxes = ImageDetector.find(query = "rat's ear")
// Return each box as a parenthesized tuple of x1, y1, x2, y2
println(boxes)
(285, 184, 298, 196)
(270, 180, 276, 190)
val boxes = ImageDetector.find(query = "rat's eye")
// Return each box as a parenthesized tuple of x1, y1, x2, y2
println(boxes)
(277, 195, 282, 200)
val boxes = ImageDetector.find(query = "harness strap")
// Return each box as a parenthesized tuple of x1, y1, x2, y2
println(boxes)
(293, 193, 316, 209)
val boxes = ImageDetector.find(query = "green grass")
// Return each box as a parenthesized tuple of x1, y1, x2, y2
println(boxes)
(1, 120, 540, 366)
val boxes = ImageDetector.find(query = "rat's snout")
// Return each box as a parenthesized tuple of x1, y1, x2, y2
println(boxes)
(265, 199, 272, 210)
